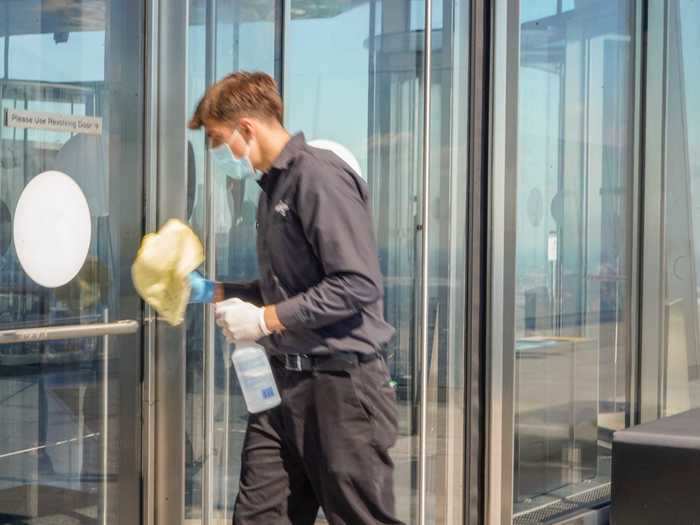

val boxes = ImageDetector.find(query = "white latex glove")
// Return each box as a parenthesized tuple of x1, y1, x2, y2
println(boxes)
(215, 298, 272, 343)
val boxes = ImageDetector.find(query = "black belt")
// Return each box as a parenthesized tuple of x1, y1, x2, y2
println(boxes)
(275, 351, 380, 372)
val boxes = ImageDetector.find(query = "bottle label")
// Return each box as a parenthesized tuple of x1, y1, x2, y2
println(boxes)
(234, 349, 280, 411)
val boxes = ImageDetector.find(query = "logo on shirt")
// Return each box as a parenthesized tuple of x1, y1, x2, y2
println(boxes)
(274, 200, 290, 217)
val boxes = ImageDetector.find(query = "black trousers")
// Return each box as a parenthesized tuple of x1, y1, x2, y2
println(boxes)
(233, 354, 404, 525)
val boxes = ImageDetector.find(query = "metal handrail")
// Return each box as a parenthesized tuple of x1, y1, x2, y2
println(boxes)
(0, 320, 139, 344)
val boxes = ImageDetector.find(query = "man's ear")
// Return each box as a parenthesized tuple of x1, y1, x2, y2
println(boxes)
(238, 118, 256, 141)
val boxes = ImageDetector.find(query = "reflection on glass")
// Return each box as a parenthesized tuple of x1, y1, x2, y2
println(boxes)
(0, 0, 144, 522)
(512, 1, 634, 520)
(184, 1, 277, 522)
(424, 1, 469, 522)
(192, 1, 469, 522)
(656, 0, 700, 418)
(211, 3, 275, 519)
(286, 1, 425, 522)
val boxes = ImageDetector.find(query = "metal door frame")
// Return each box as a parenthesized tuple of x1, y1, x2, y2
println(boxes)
(143, 1, 190, 525)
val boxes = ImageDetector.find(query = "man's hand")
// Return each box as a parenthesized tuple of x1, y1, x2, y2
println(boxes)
(215, 298, 272, 343)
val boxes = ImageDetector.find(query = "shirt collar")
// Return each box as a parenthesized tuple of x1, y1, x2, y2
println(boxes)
(258, 132, 305, 192)
(270, 132, 306, 171)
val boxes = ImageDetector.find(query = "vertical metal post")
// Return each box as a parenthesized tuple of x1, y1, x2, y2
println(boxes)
(102, 308, 109, 525)
(1, 1, 8, 120)
(487, 0, 520, 523)
(280, 0, 291, 101)
(418, 0, 432, 523)
(3, 1, 8, 81)
(368, 0, 376, 131)
(464, 0, 491, 521)
(202, 0, 218, 522)
(274, 0, 286, 91)
(142, 1, 159, 523)
(639, 0, 668, 423)
(627, 0, 646, 428)
(153, 0, 190, 523)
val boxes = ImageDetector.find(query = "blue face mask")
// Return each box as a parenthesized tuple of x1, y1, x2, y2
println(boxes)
(211, 142, 244, 177)
(210, 130, 256, 180)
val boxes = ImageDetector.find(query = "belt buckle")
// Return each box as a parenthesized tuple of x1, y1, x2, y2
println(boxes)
(287, 354, 303, 372)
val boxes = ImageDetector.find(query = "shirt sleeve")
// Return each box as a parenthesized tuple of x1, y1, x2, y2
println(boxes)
(220, 280, 263, 306)
(274, 156, 383, 330)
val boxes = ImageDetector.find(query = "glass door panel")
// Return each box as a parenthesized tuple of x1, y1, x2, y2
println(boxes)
(184, 1, 278, 523)
(285, 2, 425, 522)
(641, 0, 700, 421)
(286, 2, 472, 522)
(186, 2, 471, 524)
(0, 0, 144, 523)
(491, 0, 638, 521)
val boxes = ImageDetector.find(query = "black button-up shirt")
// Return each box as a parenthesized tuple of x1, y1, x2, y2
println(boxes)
(222, 133, 394, 355)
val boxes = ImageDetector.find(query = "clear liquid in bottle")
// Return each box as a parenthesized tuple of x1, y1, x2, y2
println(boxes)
(231, 343, 281, 413)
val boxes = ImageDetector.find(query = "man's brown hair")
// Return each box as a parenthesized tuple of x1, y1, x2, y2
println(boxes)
(188, 71, 283, 130)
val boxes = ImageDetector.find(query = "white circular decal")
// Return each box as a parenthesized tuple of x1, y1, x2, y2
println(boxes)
(13, 171, 92, 288)
(308, 139, 364, 181)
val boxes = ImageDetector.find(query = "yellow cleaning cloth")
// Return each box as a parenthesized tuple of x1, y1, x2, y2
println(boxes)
(131, 219, 205, 326)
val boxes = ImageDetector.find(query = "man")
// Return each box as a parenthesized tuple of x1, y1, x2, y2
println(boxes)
(188, 71, 403, 525)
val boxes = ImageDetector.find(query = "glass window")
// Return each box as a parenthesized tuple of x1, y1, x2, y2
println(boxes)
(9, 32, 105, 82)
(493, 1, 638, 521)
(286, 2, 424, 522)
(188, 1, 471, 522)
(641, 0, 700, 420)
(0, 0, 144, 522)
(286, 2, 373, 179)
(286, 1, 470, 522)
